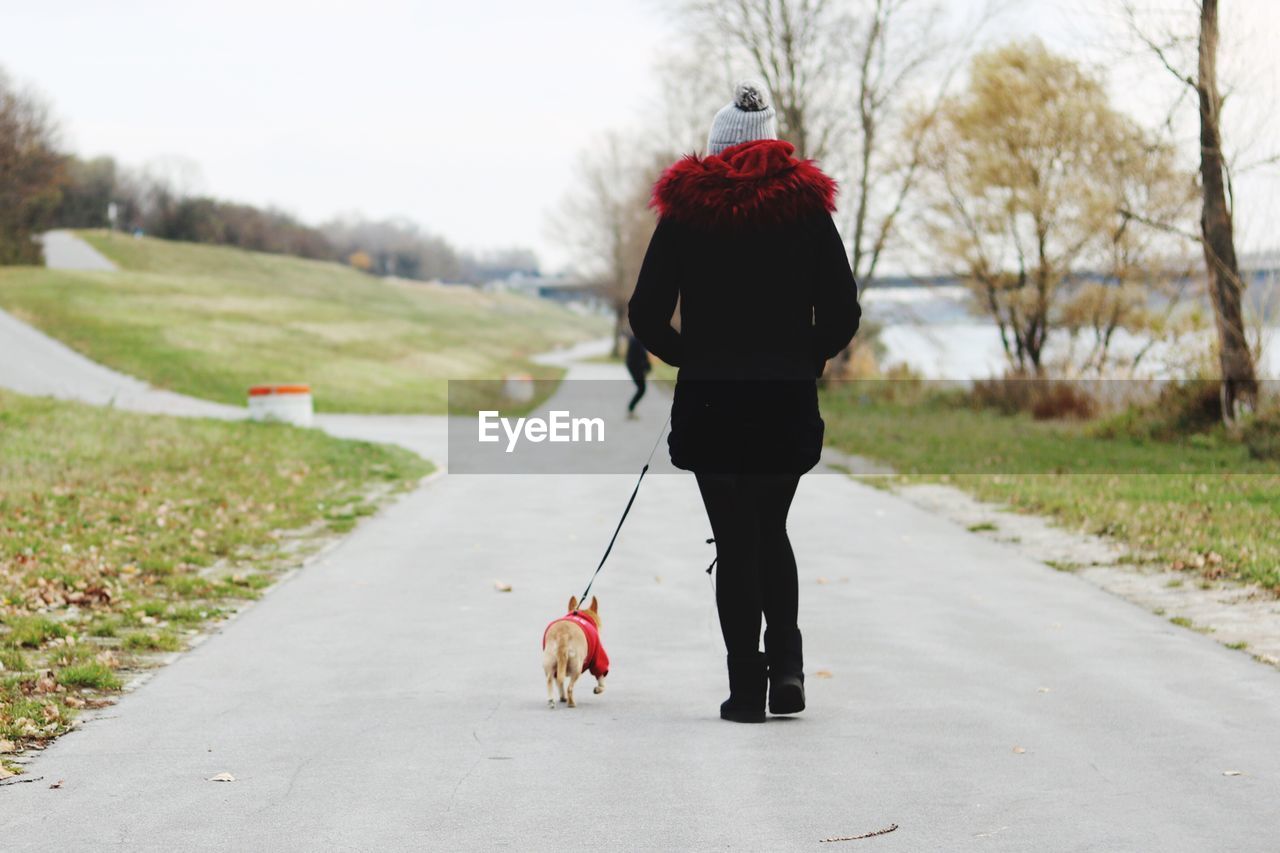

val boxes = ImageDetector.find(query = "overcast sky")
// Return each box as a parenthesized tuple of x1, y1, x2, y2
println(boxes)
(3, 0, 1276, 271)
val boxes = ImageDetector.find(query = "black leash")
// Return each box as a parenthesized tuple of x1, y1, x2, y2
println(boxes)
(577, 412, 672, 603)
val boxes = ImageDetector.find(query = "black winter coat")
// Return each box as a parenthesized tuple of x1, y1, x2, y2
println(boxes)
(628, 139, 861, 475)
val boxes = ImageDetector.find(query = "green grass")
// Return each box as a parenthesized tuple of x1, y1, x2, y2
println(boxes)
(1, 616, 67, 648)
(0, 230, 606, 413)
(0, 389, 431, 753)
(0, 649, 30, 672)
(0, 687, 72, 743)
(56, 662, 121, 690)
(822, 388, 1280, 591)
(122, 631, 183, 653)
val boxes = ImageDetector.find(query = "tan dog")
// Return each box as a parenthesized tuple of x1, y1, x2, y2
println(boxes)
(542, 596, 610, 709)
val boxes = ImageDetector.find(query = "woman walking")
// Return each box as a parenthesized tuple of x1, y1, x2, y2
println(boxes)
(624, 331, 651, 418)
(628, 83, 860, 723)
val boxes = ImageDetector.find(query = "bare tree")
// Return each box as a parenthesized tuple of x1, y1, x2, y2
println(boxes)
(1120, 0, 1260, 421)
(0, 67, 64, 264)
(827, 0, 1000, 375)
(550, 133, 669, 353)
(54, 156, 117, 228)
(674, 0, 850, 160)
(843, 0, 1003, 282)
(653, 42, 738, 153)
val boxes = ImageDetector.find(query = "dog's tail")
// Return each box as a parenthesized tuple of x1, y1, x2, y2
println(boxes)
(555, 640, 568, 682)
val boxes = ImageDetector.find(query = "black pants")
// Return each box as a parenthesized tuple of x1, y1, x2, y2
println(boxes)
(695, 473, 801, 657)
(627, 367, 647, 412)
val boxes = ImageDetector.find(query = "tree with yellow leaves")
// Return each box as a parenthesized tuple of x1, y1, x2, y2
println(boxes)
(919, 40, 1194, 376)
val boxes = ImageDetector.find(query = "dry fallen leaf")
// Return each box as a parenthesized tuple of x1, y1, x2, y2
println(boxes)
(815, 670, 833, 679)
(1037, 687, 1051, 694)
(49, 779, 64, 789)
(208, 772, 236, 782)
(1222, 770, 1243, 777)
(816, 577, 829, 585)
(493, 581, 513, 593)
(1012, 746, 1027, 754)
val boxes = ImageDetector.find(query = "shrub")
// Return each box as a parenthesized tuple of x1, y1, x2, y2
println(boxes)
(1151, 380, 1223, 437)
(969, 373, 1098, 421)
(1093, 380, 1222, 441)
(969, 373, 1037, 415)
(1030, 382, 1097, 421)
(1242, 408, 1280, 460)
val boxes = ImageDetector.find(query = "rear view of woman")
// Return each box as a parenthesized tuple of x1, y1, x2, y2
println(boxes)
(628, 83, 860, 723)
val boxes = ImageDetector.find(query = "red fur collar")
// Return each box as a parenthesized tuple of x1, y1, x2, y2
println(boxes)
(651, 139, 837, 229)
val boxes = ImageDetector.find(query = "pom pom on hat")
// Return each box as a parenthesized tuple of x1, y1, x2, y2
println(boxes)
(734, 82, 769, 112)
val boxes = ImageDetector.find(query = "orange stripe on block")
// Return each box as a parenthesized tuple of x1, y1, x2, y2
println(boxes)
(248, 385, 312, 396)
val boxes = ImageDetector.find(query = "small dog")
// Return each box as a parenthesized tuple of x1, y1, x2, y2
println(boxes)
(542, 595, 609, 708)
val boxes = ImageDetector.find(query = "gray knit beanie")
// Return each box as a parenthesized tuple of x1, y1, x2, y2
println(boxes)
(707, 81, 778, 156)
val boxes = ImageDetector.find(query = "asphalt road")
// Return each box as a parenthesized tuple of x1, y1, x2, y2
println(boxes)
(2, 240, 1279, 850)
(39, 229, 118, 272)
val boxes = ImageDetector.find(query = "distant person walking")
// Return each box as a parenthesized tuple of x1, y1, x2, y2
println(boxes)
(629, 82, 860, 723)
(624, 332, 651, 417)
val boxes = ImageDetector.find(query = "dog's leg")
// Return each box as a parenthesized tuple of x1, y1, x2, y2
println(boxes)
(542, 648, 558, 709)
(593, 675, 606, 695)
(555, 641, 568, 703)
(566, 667, 580, 708)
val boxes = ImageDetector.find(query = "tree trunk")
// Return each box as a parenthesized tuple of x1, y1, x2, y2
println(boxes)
(1197, 0, 1257, 422)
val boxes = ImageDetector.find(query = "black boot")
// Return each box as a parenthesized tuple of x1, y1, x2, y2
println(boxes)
(764, 626, 805, 715)
(720, 652, 767, 723)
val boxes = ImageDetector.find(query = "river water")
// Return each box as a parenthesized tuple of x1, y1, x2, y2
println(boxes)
(863, 285, 1280, 380)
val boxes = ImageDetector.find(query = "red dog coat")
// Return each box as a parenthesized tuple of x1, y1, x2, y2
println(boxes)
(543, 611, 610, 677)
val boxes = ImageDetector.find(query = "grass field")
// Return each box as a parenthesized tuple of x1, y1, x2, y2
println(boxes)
(0, 231, 607, 413)
(821, 387, 1280, 591)
(0, 390, 430, 768)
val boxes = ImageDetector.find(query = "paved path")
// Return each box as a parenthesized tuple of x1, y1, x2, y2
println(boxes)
(38, 229, 118, 271)
(2, 299, 1279, 850)
(0, 305, 243, 419)
(1, 231, 239, 418)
